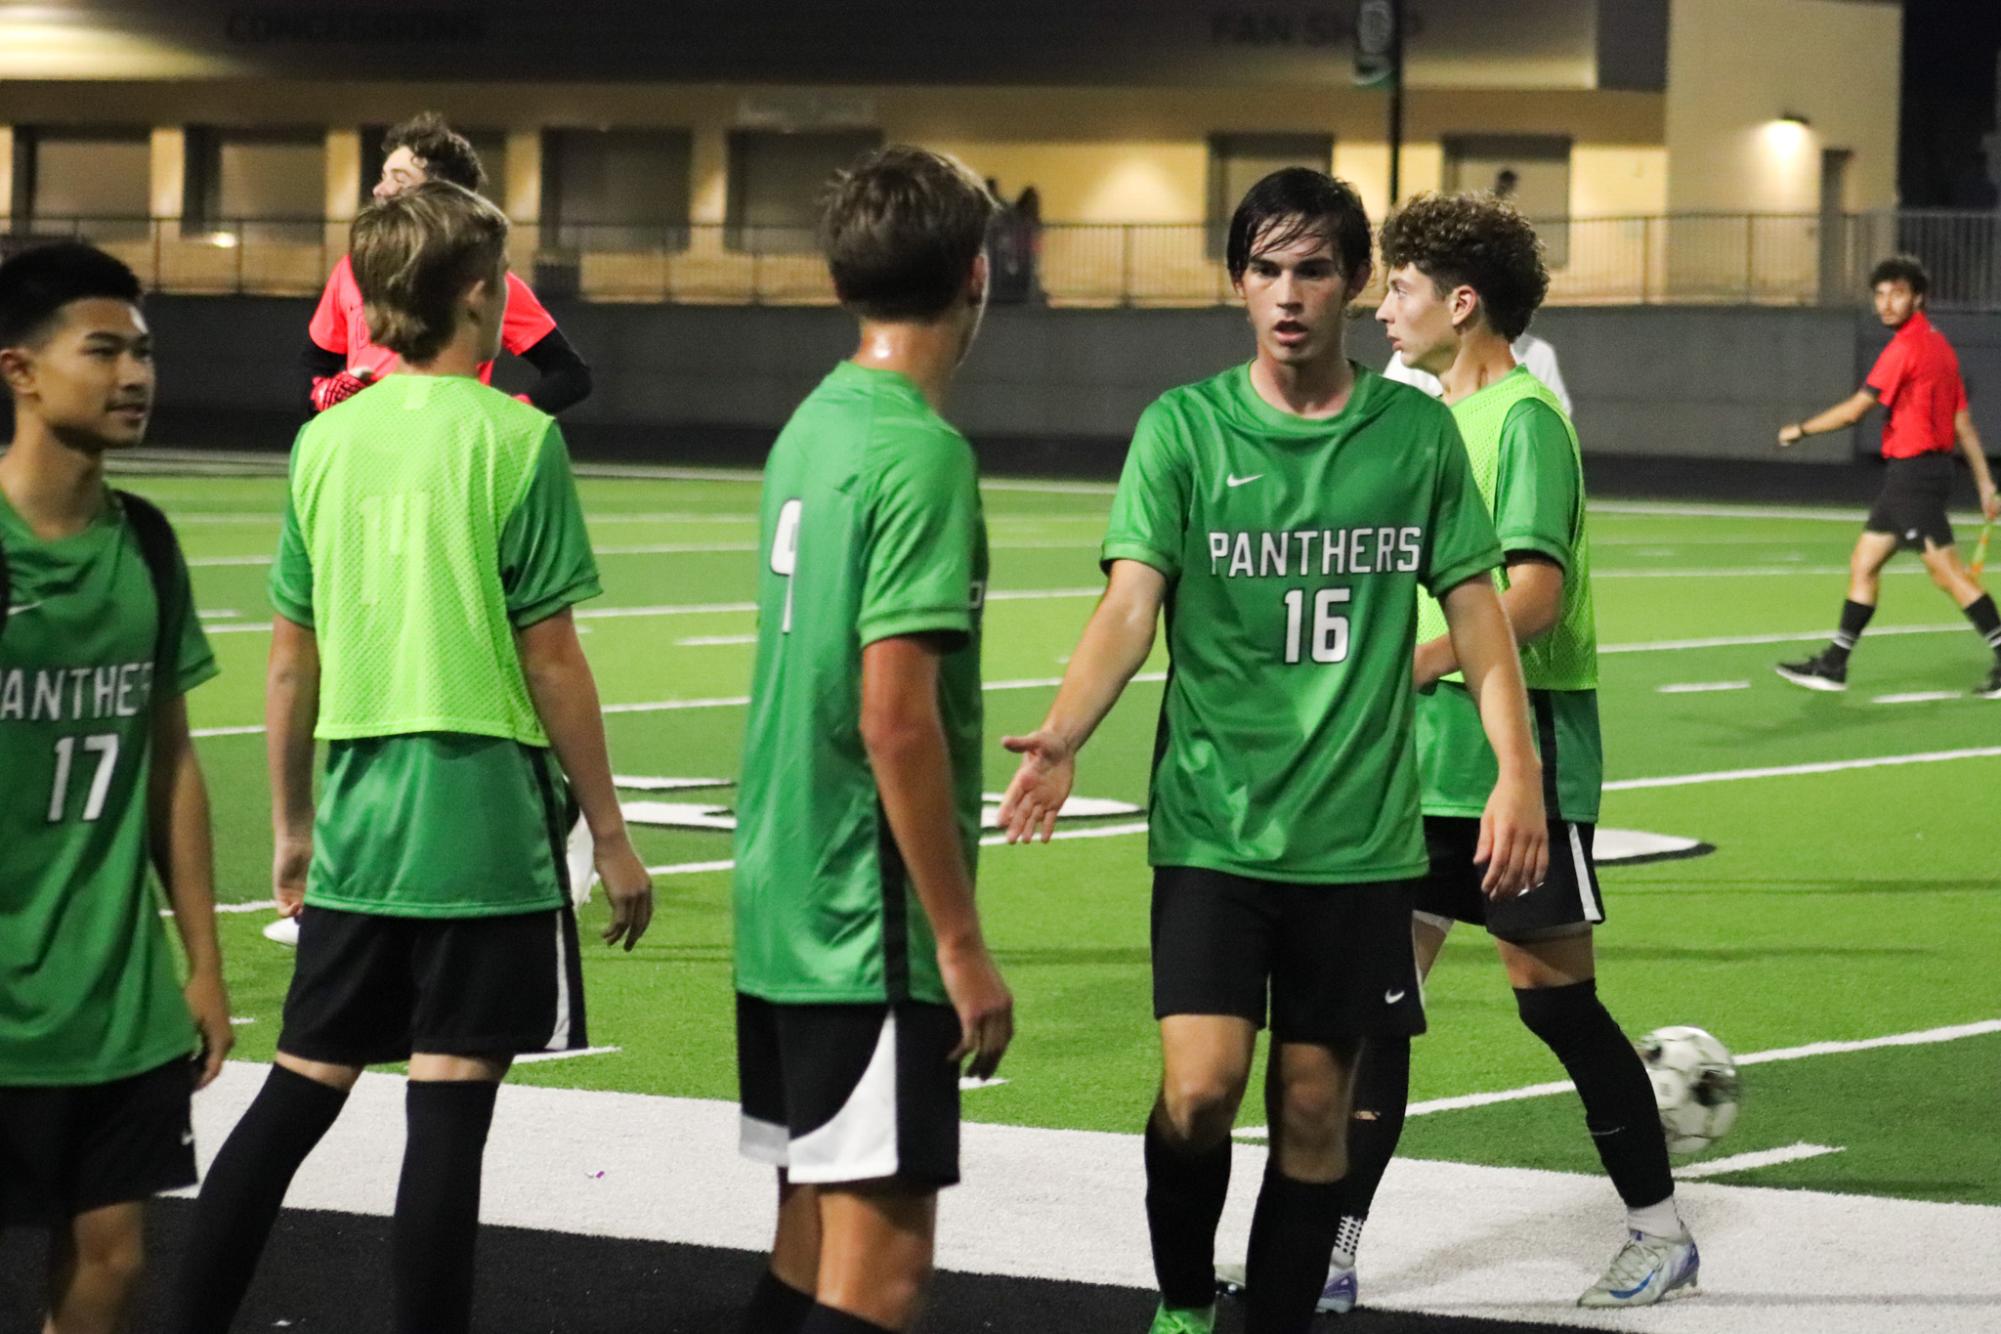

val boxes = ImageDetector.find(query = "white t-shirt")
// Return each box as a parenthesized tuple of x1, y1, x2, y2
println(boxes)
(1382, 332, 1573, 416)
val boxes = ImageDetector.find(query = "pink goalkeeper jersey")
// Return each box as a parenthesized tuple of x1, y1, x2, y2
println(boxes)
(307, 255, 557, 385)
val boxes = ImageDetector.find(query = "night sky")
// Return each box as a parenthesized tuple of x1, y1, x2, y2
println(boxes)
(1900, 0, 2001, 206)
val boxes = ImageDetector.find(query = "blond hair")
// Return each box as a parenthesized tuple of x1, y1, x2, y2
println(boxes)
(350, 180, 509, 362)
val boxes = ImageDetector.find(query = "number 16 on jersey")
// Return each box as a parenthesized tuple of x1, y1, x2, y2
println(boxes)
(1282, 587, 1351, 664)
(770, 499, 803, 633)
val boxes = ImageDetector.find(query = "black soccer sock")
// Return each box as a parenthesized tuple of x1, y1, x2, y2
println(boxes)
(1962, 593, 2001, 660)
(740, 1268, 817, 1334)
(391, 1079, 499, 1334)
(1244, 1167, 1345, 1334)
(1326, 1034, 1411, 1260)
(798, 1304, 896, 1334)
(161, 1064, 349, 1334)
(1143, 1109, 1233, 1309)
(1515, 981, 1675, 1213)
(1829, 599, 1875, 664)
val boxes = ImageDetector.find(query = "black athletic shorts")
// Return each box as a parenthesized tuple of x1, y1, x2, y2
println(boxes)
(1413, 815, 1606, 941)
(0, 1059, 197, 1225)
(279, 903, 587, 1066)
(1865, 453, 1956, 551)
(735, 994, 961, 1188)
(1150, 866, 1426, 1043)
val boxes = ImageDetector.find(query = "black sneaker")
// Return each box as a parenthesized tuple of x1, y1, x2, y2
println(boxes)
(1775, 651, 1847, 692)
(1978, 663, 2001, 699)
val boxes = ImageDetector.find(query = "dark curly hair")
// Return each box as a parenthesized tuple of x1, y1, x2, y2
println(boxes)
(383, 112, 486, 194)
(1868, 254, 1929, 297)
(1379, 192, 1549, 342)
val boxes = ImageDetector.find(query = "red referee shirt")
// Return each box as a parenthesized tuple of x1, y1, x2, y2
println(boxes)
(1865, 309, 1965, 459)
(306, 254, 558, 384)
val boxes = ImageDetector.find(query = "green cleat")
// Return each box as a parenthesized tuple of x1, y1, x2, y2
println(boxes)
(1148, 1300, 1217, 1333)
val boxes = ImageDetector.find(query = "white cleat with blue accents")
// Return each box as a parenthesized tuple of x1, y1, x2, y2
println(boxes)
(1577, 1231, 1700, 1308)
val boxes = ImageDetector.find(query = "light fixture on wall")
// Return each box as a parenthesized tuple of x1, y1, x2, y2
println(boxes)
(1778, 111, 1812, 128)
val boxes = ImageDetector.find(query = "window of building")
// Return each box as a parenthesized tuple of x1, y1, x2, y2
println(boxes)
(184, 127, 325, 242)
(726, 129, 883, 252)
(1443, 135, 1572, 265)
(359, 125, 508, 207)
(14, 127, 153, 244)
(542, 128, 693, 251)
(1207, 133, 1335, 254)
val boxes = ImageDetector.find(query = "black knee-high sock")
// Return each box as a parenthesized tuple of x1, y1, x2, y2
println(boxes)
(1244, 1167, 1345, 1334)
(798, 1304, 895, 1334)
(161, 1064, 349, 1334)
(1143, 1110, 1232, 1308)
(1327, 1035, 1410, 1257)
(391, 1079, 499, 1334)
(1829, 599, 1875, 664)
(1963, 593, 2001, 660)
(740, 1268, 817, 1334)
(1515, 981, 1674, 1211)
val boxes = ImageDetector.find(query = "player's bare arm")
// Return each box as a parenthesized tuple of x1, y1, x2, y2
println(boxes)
(1778, 388, 1877, 447)
(149, 689, 233, 1089)
(1953, 408, 2000, 517)
(1414, 555, 1565, 689)
(516, 608, 655, 951)
(861, 634, 1014, 1079)
(998, 558, 1167, 843)
(1438, 576, 1548, 896)
(265, 613, 320, 920)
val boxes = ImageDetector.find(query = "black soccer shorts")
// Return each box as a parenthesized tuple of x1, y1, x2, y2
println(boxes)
(1865, 452, 1956, 551)
(735, 994, 961, 1188)
(278, 903, 588, 1067)
(1150, 865, 1427, 1043)
(0, 1058, 197, 1225)
(1413, 815, 1606, 941)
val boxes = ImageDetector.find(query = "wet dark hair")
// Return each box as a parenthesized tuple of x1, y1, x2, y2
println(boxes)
(1379, 191, 1550, 341)
(0, 242, 143, 350)
(1869, 254, 1929, 297)
(1225, 168, 1372, 284)
(383, 111, 487, 193)
(821, 145, 998, 321)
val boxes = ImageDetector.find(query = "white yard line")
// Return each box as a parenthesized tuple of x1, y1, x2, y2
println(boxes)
(515, 1045, 622, 1065)
(1236, 1018, 2001, 1138)
(1674, 1142, 1845, 1180)
(180, 1062, 2001, 1334)
(1656, 681, 1751, 694)
(1873, 690, 1962, 704)
(1603, 746, 2001, 792)
(1601, 622, 1963, 654)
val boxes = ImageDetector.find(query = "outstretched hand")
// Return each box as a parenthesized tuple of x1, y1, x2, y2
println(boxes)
(996, 730, 1075, 844)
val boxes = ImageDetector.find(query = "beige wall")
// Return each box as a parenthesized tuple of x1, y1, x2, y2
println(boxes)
(0, 126, 12, 220)
(1665, 0, 1901, 213)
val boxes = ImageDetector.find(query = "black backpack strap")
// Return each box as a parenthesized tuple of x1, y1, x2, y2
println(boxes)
(115, 489, 183, 680)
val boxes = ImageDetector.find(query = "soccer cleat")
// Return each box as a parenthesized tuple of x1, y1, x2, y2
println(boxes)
(1212, 1263, 1245, 1298)
(1318, 1261, 1359, 1314)
(1577, 1231, 1700, 1308)
(1977, 663, 2001, 699)
(262, 916, 301, 948)
(1774, 651, 1847, 692)
(1147, 1301, 1216, 1333)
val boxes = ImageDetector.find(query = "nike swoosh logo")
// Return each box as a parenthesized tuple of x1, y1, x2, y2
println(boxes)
(1384, 988, 1407, 1004)
(6, 601, 44, 615)
(1226, 474, 1264, 488)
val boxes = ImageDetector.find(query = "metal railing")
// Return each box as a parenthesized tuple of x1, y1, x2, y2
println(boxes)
(8, 212, 2001, 309)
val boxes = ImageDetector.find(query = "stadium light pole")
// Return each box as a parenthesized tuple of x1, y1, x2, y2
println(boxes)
(1355, 0, 1406, 206)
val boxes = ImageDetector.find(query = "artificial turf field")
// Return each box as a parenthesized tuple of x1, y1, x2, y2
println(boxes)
(9, 460, 1999, 1332)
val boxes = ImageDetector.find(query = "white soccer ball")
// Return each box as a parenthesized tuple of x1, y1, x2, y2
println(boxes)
(1637, 1025, 1742, 1156)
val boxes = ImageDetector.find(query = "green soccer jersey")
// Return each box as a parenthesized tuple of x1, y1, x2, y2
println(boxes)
(1103, 362, 1502, 884)
(0, 489, 216, 1086)
(733, 362, 988, 1005)
(1413, 371, 1602, 823)
(269, 376, 601, 917)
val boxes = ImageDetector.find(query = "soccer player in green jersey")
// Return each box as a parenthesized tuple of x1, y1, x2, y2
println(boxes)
(732, 146, 1014, 1334)
(164, 182, 654, 1334)
(1364, 192, 1695, 1308)
(0, 243, 232, 1334)
(997, 169, 1548, 1334)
